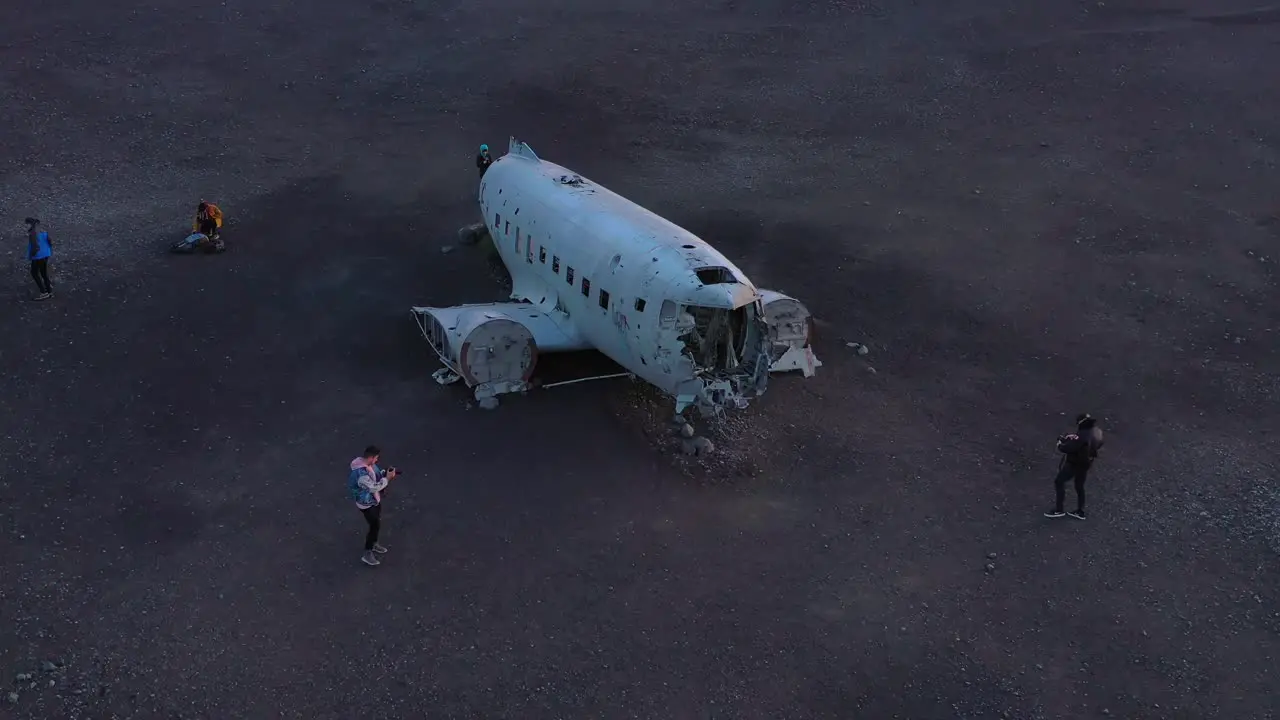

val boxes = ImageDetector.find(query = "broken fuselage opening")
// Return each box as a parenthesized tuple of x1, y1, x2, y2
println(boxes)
(673, 300, 771, 412)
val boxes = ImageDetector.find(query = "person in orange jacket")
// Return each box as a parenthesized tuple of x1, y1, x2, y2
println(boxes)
(194, 200, 223, 239)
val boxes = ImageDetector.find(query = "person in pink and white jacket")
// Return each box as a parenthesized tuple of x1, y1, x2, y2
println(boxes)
(348, 445, 399, 566)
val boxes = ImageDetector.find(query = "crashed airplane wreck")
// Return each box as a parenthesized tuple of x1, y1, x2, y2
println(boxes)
(411, 137, 820, 436)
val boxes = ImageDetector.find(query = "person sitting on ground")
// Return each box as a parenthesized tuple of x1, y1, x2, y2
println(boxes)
(194, 200, 223, 240)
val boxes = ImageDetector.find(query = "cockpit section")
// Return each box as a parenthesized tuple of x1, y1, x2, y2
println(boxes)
(659, 297, 771, 415)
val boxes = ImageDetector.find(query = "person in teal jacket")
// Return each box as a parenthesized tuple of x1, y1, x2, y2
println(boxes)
(25, 217, 53, 300)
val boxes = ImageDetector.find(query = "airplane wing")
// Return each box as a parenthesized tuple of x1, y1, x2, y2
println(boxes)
(410, 303, 589, 391)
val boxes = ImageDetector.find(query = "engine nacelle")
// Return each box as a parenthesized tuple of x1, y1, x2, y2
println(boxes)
(758, 289, 821, 377)
(412, 306, 538, 397)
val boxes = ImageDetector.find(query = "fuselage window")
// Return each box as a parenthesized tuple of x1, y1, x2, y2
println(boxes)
(599, 290, 610, 309)
(515, 228, 521, 254)
(539, 247, 546, 264)
(582, 277, 591, 297)
(495, 213, 500, 230)
(504, 221, 510, 236)
(552, 256, 560, 273)
(634, 298, 647, 312)
(526, 240, 534, 263)
(566, 267, 575, 285)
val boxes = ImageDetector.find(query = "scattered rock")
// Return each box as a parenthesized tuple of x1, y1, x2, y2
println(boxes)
(856, 344, 869, 356)
(866, 365, 877, 374)
(678, 423, 695, 439)
(456, 222, 489, 246)
(477, 396, 499, 410)
(15, 673, 30, 682)
(671, 413, 685, 425)
(987, 552, 997, 559)
(984, 563, 996, 573)
(6, 691, 17, 705)
(440, 245, 455, 255)
(680, 436, 715, 457)
(40, 661, 56, 672)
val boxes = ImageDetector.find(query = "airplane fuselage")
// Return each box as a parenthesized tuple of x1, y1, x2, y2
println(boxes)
(411, 138, 819, 415)
(480, 145, 772, 409)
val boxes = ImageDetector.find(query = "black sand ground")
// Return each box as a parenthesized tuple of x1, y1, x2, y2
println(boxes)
(2, 1, 1278, 718)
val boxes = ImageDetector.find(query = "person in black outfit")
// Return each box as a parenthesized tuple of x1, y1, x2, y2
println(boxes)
(476, 143, 493, 178)
(1045, 413, 1105, 520)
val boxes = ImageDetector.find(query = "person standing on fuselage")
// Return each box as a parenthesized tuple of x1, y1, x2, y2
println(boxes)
(25, 217, 53, 300)
(349, 445, 399, 566)
(1045, 413, 1105, 520)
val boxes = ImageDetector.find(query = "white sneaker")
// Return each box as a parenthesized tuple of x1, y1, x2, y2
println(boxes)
(361, 551, 381, 566)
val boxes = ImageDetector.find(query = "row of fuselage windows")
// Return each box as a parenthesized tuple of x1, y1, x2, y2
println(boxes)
(496, 213, 648, 314)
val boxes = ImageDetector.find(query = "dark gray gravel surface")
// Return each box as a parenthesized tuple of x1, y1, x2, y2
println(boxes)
(2, 0, 1278, 718)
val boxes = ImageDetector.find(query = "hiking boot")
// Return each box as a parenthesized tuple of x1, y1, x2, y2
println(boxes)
(1043, 509, 1066, 518)
(1067, 509, 1087, 520)
(372, 543, 388, 554)
(361, 551, 381, 566)
(34, 292, 51, 301)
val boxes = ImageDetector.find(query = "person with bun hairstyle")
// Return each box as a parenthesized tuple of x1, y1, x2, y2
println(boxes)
(1044, 413, 1105, 520)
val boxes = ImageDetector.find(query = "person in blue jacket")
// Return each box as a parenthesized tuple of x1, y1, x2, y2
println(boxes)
(25, 217, 53, 300)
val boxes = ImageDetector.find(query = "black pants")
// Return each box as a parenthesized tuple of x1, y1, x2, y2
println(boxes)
(30, 259, 52, 294)
(199, 219, 219, 237)
(360, 504, 382, 551)
(1054, 463, 1089, 512)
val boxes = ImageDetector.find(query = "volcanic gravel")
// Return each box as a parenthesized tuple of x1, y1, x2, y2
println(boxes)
(2, 0, 1278, 718)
